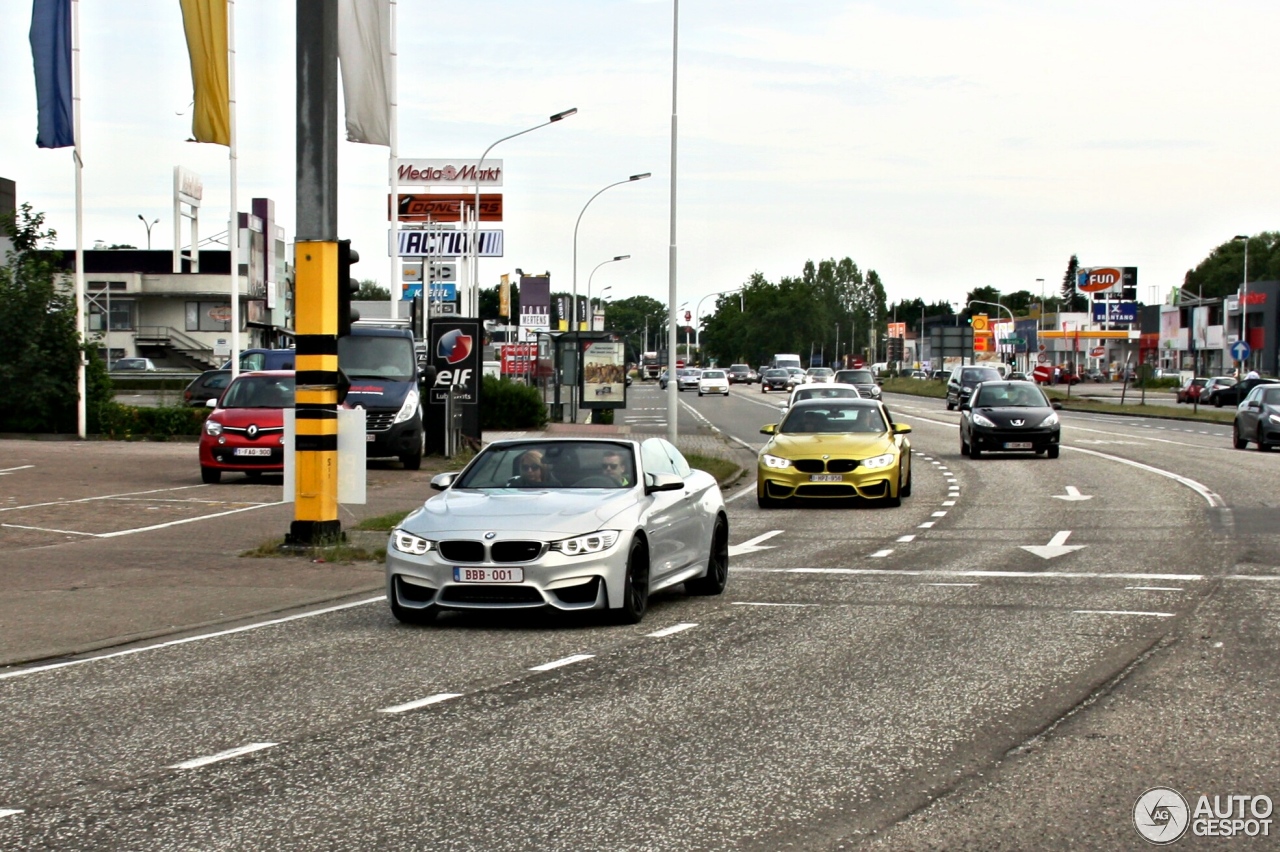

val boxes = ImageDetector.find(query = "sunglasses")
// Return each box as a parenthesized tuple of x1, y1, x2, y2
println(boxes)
(602, 462, 622, 470)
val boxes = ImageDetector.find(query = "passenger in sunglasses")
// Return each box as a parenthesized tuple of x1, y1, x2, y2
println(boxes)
(600, 450, 631, 487)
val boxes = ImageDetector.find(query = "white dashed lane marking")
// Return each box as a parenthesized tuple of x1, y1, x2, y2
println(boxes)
(169, 742, 278, 770)
(379, 693, 463, 714)
(530, 654, 595, 672)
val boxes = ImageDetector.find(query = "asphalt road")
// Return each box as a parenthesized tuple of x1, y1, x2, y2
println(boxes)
(1, 384, 1277, 850)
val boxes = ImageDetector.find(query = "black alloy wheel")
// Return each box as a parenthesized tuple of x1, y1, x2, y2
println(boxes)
(1257, 425, 1271, 452)
(612, 538, 650, 624)
(686, 516, 729, 596)
(968, 440, 982, 459)
(901, 458, 913, 497)
(1047, 445, 1060, 459)
(1233, 422, 1248, 449)
(400, 426, 425, 471)
(201, 466, 221, 484)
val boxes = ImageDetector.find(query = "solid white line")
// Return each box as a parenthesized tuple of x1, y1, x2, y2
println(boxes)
(925, 582, 979, 587)
(726, 483, 756, 503)
(379, 693, 463, 714)
(731, 601, 819, 607)
(646, 622, 699, 638)
(931, 511, 947, 517)
(1125, 586, 1183, 592)
(870, 549, 894, 558)
(1, 523, 98, 537)
(897, 535, 916, 543)
(0, 484, 209, 514)
(1072, 609, 1174, 618)
(0, 809, 24, 819)
(1224, 575, 1280, 582)
(740, 568, 1204, 581)
(170, 742, 278, 770)
(0, 597, 384, 681)
(529, 654, 594, 672)
(97, 501, 287, 538)
(918, 521, 935, 528)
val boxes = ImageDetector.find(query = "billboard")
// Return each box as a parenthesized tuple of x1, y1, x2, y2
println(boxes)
(1091, 302, 1138, 323)
(396, 159, 503, 187)
(580, 340, 627, 408)
(393, 193, 503, 222)
(428, 320, 481, 406)
(1079, 266, 1138, 299)
(394, 229, 503, 258)
(519, 276, 551, 330)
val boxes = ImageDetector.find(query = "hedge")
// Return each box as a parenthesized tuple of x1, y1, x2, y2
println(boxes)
(479, 376, 548, 430)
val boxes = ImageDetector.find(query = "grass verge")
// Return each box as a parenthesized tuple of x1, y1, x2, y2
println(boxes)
(355, 509, 416, 531)
(686, 452, 743, 485)
(241, 538, 386, 563)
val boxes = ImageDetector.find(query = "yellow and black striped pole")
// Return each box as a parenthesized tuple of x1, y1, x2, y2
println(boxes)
(289, 240, 341, 544)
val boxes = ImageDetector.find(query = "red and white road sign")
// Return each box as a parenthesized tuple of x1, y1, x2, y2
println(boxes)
(1089, 346, 1106, 358)
(676, 359, 685, 369)
(1033, 364, 1054, 383)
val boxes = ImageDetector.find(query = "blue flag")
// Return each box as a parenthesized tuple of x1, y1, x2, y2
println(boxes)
(30, 0, 74, 149)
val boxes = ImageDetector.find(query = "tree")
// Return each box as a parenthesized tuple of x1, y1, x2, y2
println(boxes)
(355, 279, 390, 301)
(1060, 255, 1086, 311)
(1183, 232, 1280, 299)
(0, 203, 111, 433)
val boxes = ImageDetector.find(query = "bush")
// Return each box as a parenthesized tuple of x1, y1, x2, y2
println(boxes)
(94, 402, 210, 440)
(480, 376, 548, 430)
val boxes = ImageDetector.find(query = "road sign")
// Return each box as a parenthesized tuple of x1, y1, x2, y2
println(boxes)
(971, 314, 990, 332)
(1033, 364, 1053, 382)
(1230, 339, 1252, 361)
(974, 335, 989, 353)
(1001, 337, 1025, 345)
(676, 359, 685, 369)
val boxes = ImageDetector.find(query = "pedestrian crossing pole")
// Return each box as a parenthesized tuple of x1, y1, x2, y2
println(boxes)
(288, 0, 341, 545)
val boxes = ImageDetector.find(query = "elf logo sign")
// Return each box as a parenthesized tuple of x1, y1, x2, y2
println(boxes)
(1079, 267, 1123, 293)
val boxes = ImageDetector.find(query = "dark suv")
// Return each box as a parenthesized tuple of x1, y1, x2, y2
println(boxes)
(946, 366, 1003, 410)
(727, 364, 753, 384)
(833, 369, 881, 400)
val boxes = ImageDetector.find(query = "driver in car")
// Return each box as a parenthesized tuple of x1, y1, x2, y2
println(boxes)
(600, 449, 632, 487)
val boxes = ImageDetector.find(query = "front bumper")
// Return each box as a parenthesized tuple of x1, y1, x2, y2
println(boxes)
(699, 383, 729, 394)
(386, 533, 631, 613)
(969, 425, 1060, 452)
(366, 412, 423, 459)
(757, 461, 900, 501)
(199, 437, 285, 472)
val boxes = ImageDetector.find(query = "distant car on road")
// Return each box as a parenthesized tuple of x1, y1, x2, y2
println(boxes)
(910, 370, 929, 380)
(805, 367, 835, 384)
(777, 382, 863, 414)
(1211, 376, 1278, 408)
(946, 366, 1002, 410)
(110, 357, 157, 372)
(697, 369, 730, 396)
(198, 371, 294, 484)
(1199, 376, 1237, 406)
(727, 364, 754, 384)
(1232, 384, 1280, 450)
(959, 380, 1062, 459)
(760, 368, 790, 393)
(677, 369, 702, 392)
(833, 368, 882, 401)
(1176, 377, 1208, 404)
(183, 369, 232, 407)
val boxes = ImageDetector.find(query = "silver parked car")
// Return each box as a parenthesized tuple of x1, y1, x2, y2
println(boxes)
(386, 438, 729, 625)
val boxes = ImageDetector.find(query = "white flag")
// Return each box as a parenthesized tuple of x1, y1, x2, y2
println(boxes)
(338, 0, 391, 146)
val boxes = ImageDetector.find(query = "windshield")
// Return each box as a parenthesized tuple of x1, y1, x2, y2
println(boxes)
(973, 384, 1046, 407)
(220, 376, 295, 409)
(701, 370, 725, 379)
(455, 441, 637, 489)
(836, 370, 874, 384)
(780, 404, 887, 434)
(338, 336, 416, 381)
(962, 368, 1001, 383)
(795, 387, 861, 402)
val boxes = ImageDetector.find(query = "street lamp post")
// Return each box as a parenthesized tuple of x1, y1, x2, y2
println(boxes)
(587, 255, 629, 330)
(573, 173, 650, 330)
(468, 108, 577, 316)
(138, 214, 158, 250)
(1233, 234, 1249, 371)
(693, 287, 742, 353)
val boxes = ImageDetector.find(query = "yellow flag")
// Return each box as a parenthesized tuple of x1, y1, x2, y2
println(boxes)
(180, 0, 230, 146)
(499, 274, 510, 318)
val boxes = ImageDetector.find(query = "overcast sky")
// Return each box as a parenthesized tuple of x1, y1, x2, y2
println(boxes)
(2, 0, 1277, 320)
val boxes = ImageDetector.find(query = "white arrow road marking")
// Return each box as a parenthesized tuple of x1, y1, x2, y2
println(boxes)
(1021, 530, 1086, 560)
(729, 529, 783, 557)
(1052, 485, 1093, 501)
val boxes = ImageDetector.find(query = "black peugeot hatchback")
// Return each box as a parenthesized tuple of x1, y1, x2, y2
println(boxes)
(959, 380, 1062, 459)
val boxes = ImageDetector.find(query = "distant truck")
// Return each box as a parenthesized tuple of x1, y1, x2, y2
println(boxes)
(771, 354, 802, 371)
(641, 351, 662, 380)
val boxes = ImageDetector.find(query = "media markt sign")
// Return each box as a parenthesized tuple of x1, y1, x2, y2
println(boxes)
(396, 159, 503, 187)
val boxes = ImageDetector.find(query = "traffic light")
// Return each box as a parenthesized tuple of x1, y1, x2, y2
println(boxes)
(337, 239, 360, 337)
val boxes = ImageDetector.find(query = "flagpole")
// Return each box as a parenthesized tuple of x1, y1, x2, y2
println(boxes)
(228, 0, 240, 379)
(388, 0, 399, 320)
(72, 0, 86, 438)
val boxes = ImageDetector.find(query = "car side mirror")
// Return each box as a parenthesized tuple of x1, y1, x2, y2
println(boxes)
(760, 423, 777, 435)
(778, 402, 788, 410)
(1052, 401, 1063, 410)
(959, 402, 970, 411)
(430, 472, 458, 491)
(1247, 400, 1261, 409)
(645, 473, 684, 494)
(206, 398, 218, 408)
(419, 364, 437, 388)
(893, 423, 912, 434)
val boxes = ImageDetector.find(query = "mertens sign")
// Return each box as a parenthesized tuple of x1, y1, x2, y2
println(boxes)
(396, 159, 504, 187)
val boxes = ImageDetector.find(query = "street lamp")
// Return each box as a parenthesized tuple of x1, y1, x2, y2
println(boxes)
(693, 287, 742, 352)
(587, 255, 629, 330)
(468, 108, 577, 315)
(138, 214, 158, 250)
(573, 173, 650, 330)
(1233, 234, 1249, 369)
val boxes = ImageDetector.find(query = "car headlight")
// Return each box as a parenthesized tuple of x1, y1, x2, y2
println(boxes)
(1269, 413, 1280, 425)
(393, 388, 420, 425)
(392, 529, 434, 555)
(549, 530, 619, 556)
(962, 385, 973, 392)
(204, 419, 223, 436)
(870, 386, 881, 397)
(1038, 412, 1060, 427)
(761, 453, 793, 469)
(860, 451, 896, 470)
(971, 413, 996, 428)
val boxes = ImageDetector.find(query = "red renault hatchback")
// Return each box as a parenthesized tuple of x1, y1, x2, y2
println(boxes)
(198, 370, 294, 484)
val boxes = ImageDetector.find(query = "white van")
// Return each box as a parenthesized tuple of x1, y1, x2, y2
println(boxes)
(771, 354, 802, 371)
